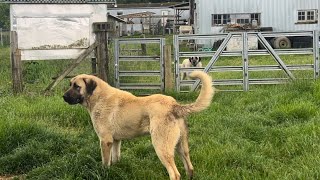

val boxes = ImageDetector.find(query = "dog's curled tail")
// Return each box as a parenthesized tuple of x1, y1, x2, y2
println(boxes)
(174, 71, 214, 117)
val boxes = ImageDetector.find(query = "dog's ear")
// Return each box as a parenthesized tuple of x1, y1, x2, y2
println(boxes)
(83, 78, 97, 95)
(189, 57, 192, 62)
(198, 57, 201, 61)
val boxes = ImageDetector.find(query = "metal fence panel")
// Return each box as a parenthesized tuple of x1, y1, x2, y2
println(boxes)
(114, 38, 165, 93)
(174, 31, 319, 92)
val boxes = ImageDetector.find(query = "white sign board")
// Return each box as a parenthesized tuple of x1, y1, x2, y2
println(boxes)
(11, 4, 107, 60)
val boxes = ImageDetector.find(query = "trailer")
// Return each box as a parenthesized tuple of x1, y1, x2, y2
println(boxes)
(194, 0, 320, 49)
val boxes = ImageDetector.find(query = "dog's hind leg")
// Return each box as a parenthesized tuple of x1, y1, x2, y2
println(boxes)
(111, 140, 121, 164)
(150, 116, 181, 180)
(177, 120, 194, 179)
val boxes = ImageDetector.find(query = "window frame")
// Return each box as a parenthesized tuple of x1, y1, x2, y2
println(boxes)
(212, 14, 231, 26)
(297, 9, 318, 23)
(212, 13, 261, 26)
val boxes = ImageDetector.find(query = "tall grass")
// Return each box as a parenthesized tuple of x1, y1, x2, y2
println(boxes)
(1, 46, 320, 179)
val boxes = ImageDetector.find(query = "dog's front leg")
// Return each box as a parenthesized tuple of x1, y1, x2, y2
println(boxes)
(100, 136, 113, 167)
(111, 140, 121, 164)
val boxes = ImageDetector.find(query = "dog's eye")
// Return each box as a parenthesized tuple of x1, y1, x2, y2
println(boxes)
(73, 84, 81, 90)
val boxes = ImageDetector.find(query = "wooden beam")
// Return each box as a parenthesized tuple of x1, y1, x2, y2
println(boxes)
(11, 31, 23, 94)
(189, 0, 195, 26)
(45, 42, 98, 91)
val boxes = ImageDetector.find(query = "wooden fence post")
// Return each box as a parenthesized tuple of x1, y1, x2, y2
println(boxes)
(164, 45, 173, 92)
(141, 34, 147, 55)
(95, 31, 108, 82)
(93, 22, 114, 83)
(11, 31, 23, 94)
(91, 57, 97, 74)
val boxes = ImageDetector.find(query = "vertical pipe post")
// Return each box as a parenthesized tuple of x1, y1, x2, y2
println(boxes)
(174, 35, 180, 92)
(313, 30, 319, 79)
(242, 32, 249, 91)
(114, 39, 120, 88)
(164, 44, 173, 92)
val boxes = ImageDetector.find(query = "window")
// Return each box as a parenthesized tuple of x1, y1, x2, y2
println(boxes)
(297, 10, 318, 23)
(222, 14, 231, 24)
(298, 11, 305, 21)
(250, 13, 260, 24)
(212, 14, 230, 26)
(237, 19, 250, 24)
(212, 13, 260, 26)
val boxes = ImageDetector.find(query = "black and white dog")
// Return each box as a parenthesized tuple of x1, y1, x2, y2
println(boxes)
(180, 57, 202, 80)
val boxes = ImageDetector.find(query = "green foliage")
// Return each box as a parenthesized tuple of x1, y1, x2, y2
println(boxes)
(0, 3, 9, 29)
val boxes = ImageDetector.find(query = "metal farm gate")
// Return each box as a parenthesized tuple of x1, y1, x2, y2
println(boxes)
(174, 31, 320, 92)
(114, 38, 165, 92)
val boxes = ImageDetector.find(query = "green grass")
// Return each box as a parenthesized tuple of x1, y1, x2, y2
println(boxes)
(1, 45, 320, 179)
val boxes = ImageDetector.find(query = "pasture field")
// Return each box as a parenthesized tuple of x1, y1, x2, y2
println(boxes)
(1, 45, 320, 180)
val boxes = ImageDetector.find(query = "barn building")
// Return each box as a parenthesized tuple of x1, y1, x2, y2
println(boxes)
(194, 0, 320, 34)
(193, 0, 320, 49)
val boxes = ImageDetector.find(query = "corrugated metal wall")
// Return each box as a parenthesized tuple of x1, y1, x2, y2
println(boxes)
(195, 0, 320, 34)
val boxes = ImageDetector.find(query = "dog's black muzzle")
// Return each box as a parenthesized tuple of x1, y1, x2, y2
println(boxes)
(63, 92, 83, 105)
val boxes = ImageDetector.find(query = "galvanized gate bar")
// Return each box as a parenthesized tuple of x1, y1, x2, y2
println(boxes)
(242, 32, 249, 91)
(256, 31, 314, 38)
(179, 48, 313, 57)
(118, 71, 161, 76)
(178, 33, 230, 40)
(160, 38, 165, 91)
(174, 35, 181, 91)
(118, 38, 165, 44)
(248, 48, 313, 55)
(191, 33, 233, 91)
(249, 64, 314, 71)
(114, 39, 120, 88)
(313, 30, 319, 78)
(119, 56, 160, 61)
(256, 33, 296, 80)
(120, 83, 162, 90)
(180, 64, 314, 72)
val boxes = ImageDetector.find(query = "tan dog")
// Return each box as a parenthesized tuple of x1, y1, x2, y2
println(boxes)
(180, 57, 202, 80)
(63, 71, 214, 180)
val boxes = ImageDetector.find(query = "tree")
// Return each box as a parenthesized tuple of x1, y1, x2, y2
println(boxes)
(0, 3, 10, 30)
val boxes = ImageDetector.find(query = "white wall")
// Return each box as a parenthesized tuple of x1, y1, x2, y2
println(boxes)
(11, 4, 108, 60)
